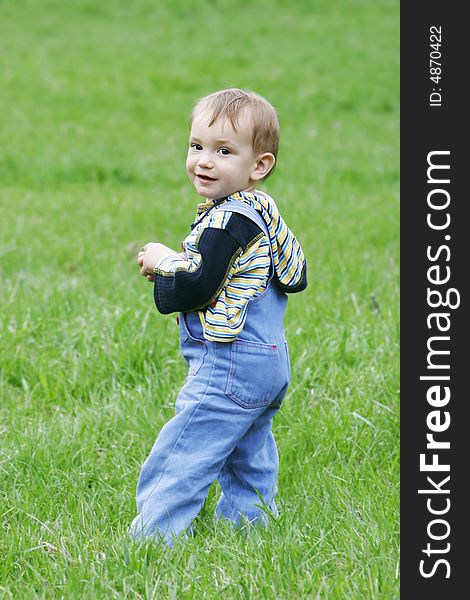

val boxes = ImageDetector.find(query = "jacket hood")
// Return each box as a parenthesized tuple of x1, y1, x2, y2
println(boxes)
(227, 190, 306, 291)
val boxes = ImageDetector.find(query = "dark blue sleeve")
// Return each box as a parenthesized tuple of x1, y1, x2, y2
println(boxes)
(153, 213, 264, 314)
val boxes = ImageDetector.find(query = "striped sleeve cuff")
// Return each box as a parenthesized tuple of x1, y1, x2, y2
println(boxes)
(153, 253, 189, 274)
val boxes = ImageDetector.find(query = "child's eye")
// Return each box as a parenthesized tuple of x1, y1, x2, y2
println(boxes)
(218, 147, 231, 156)
(191, 143, 203, 151)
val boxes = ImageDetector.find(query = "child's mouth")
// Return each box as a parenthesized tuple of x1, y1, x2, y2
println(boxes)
(196, 174, 217, 183)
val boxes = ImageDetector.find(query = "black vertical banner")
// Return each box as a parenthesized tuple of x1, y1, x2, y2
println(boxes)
(401, 3, 466, 598)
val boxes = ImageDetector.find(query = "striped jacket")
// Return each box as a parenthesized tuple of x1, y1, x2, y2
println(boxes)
(153, 190, 307, 341)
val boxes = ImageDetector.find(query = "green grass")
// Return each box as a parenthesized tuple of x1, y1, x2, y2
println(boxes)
(0, 0, 399, 597)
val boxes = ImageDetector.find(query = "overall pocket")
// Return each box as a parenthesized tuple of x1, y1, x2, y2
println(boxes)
(226, 339, 279, 409)
(179, 313, 207, 376)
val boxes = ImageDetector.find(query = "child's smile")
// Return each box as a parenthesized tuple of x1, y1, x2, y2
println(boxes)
(195, 172, 217, 185)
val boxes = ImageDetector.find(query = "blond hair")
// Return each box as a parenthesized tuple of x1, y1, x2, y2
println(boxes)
(190, 88, 280, 179)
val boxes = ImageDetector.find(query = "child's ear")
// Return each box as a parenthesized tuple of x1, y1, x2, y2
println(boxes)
(251, 153, 275, 181)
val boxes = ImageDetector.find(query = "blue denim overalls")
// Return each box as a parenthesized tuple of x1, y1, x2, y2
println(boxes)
(130, 201, 290, 545)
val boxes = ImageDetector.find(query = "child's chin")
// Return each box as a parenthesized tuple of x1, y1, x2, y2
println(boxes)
(194, 183, 231, 200)
(198, 190, 222, 200)
(194, 185, 216, 198)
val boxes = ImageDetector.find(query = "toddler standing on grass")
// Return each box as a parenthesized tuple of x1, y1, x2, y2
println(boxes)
(130, 88, 307, 545)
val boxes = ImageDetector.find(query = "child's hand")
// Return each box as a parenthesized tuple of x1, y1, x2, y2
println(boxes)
(137, 243, 177, 282)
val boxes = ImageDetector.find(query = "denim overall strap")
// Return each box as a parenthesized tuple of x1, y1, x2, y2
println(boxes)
(214, 201, 274, 278)
(214, 198, 287, 339)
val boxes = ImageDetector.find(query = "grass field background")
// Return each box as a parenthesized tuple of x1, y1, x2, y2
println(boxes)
(0, 0, 399, 597)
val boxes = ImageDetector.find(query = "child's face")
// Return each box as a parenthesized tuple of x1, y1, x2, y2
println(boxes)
(186, 110, 262, 200)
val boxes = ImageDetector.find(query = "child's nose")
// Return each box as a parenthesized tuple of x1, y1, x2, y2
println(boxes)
(197, 152, 214, 168)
